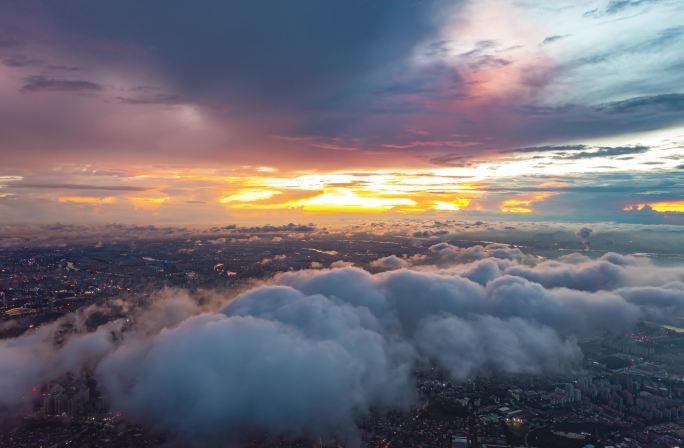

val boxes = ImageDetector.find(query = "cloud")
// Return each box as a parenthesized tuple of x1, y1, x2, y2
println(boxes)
(428, 153, 469, 166)
(458, 40, 511, 70)
(2, 245, 684, 443)
(1, 0, 683, 177)
(414, 315, 581, 380)
(583, 0, 664, 17)
(541, 34, 570, 45)
(115, 94, 185, 105)
(6, 183, 150, 191)
(99, 313, 396, 444)
(597, 93, 684, 114)
(555, 145, 649, 159)
(499, 144, 587, 154)
(605, 0, 663, 15)
(1, 54, 43, 68)
(20, 76, 103, 93)
(370, 254, 409, 270)
(630, 26, 684, 52)
(331, 260, 355, 268)
(428, 242, 537, 265)
(0, 289, 215, 410)
(501, 252, 684, 291)
(10, 0, 445, 110)
(616, 282, 684, 320)
(575, 226, 593, 249)
(236, 224, 316, 233)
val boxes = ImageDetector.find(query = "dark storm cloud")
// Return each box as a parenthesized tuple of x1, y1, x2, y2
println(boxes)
(12, 0, 448, 109)
(0, 0, 478, 168)
(20, 75, 103, 93)
(0, 0, 683, 172)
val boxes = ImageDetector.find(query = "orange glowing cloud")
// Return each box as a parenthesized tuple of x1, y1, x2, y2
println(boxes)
(225, 187, 417, 214)
(212, 171, 482, 215)
(59, 196, 117, 205)
(218, 179, 478, 214)
(500, 192, 553, 213)
(128, 196, 170, 209)
(219, 189, 280, 204)
(624, 201, 684, 213)
(433, 198, 471, 211)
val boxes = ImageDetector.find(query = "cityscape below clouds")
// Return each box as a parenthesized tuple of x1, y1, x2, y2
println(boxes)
(1, 1, 684, 447)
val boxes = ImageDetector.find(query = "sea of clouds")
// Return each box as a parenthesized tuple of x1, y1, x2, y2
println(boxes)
(2, 243, 684, 445)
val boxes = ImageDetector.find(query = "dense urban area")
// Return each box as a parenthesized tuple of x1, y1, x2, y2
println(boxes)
(2, 223, 684, 447)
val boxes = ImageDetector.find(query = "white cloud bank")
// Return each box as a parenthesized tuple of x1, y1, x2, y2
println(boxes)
(1, 246, 684, 445)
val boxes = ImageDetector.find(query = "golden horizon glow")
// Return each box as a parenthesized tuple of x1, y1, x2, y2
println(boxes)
(206, 169, 485, 214)
(220, 189, 279, 204)
(433, 199, 471, 211)
(59, 196, 117, 205)
(225, 187, 419, 213)
(128, 196, 170, 209)
(9, 137, 680, 221)
(500, 192, 553, 213)
(625, 201, 684, 213)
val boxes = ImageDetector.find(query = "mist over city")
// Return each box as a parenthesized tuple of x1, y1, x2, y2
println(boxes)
(1, 1, 684, 447)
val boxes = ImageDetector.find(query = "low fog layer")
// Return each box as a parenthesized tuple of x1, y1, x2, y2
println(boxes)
(2, 245, 684, 445)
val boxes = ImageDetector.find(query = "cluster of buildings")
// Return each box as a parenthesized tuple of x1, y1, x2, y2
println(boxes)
(3, 234, 684, 447)
(39, 378, 91, 418)
(0, 232, 419, 340)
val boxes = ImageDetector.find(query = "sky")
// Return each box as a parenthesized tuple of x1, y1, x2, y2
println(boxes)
(0, 0, 683, 225)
